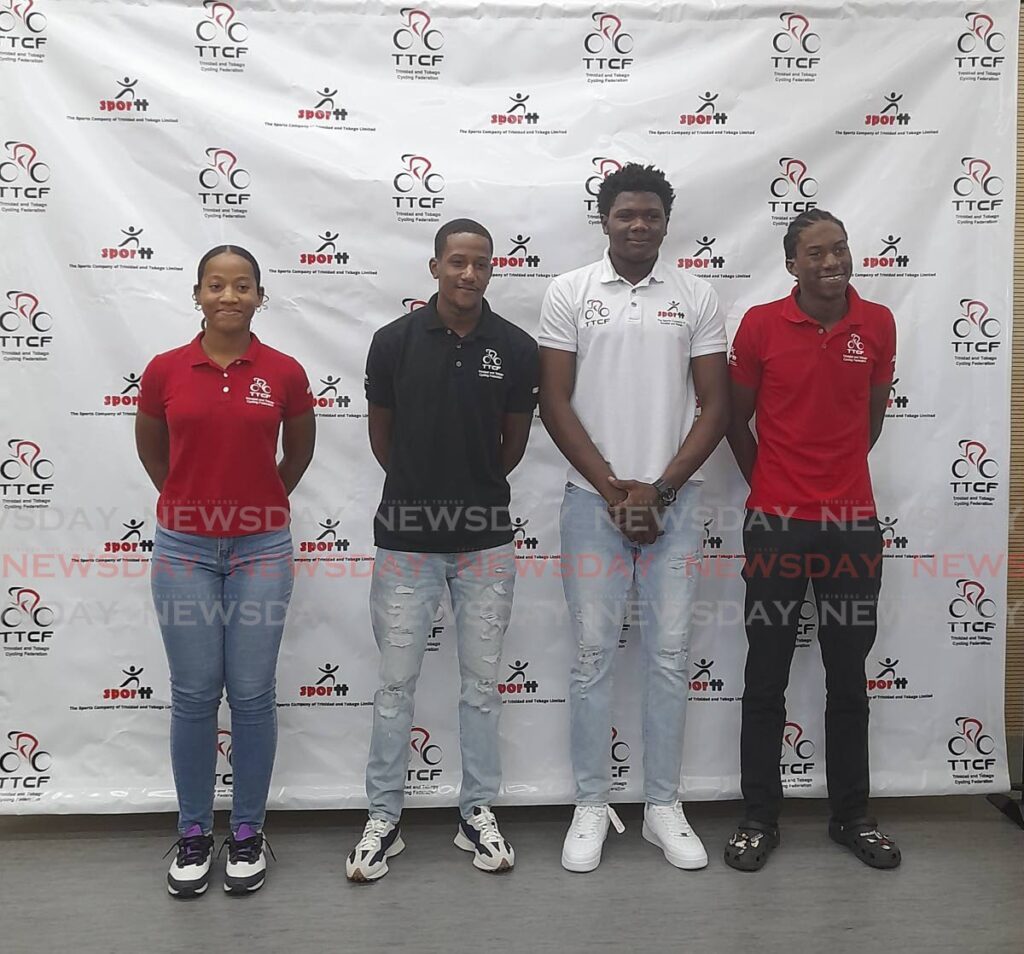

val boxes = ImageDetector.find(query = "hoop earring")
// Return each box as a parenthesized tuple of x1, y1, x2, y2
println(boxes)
(257, 295, 270, 314)
(194, 301, 202, 311)
(201, 317, 207, 330)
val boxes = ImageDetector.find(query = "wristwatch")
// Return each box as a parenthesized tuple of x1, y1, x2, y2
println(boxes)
(652, 478, 676, 507)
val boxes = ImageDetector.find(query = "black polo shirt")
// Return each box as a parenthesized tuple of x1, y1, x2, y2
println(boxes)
(365, 294, 539, 553)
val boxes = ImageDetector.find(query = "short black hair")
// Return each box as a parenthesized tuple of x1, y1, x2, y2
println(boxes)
(597, 162, 675, 219)
(433, 219, 493, 258)
(195, 244, 262, 287)
(783, 209, 847, 260)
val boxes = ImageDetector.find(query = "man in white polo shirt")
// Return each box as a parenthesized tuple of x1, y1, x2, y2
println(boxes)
(538, 163, 729, 872)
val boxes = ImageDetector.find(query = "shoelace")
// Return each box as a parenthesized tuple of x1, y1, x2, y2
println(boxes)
(649, 803, 693, 837)
(571, 805, 625, 837)
(218, 831, 275, 864)
(163, 832, 212, 867)
(355, 818, 393, 852)
(469, 808, 504, 845)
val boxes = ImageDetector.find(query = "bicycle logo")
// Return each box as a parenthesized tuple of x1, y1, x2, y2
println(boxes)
(0, 0, 46, 33)
(957, 12, 1005, 53)
(196, 0, 248, 42)
(482, 349, 502, 370)
(951, 439, 998, 479)
(0, 140, 49, 185)
(770, 156, 818, 198)
(0, 290, 52, 333)
(846, 333, 864, 356)
(394, 7, 443, 50)
(947, 716, 995, 756)
(953, 157, 1003, 197)
(0, 731, 51, 774)
(584, 12, 633, 54)
(954, 299, 1000, 339)
(772, 11, 820, 54)
(249, 377, 271, 397)
(949, 579, 996, 620)
(782, 721, 815, 759)
(393, 154, 444, 194)
(1, 587, 54, 629)
(410, 726, 442, 765)
(611, 726, 630, 763)
(584, 299, 610, 322)
(199, 147, 250, 190)
(0, 439, 54, 481)
(217, 728, 233, 765)
(585, 156, 622, 196)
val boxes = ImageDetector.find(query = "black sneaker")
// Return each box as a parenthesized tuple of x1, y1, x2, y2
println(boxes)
(723, 821, 780, 872)
(164, 825, 214, 898)
(829, 817, 901, 869)
(223, 824, 273, 895)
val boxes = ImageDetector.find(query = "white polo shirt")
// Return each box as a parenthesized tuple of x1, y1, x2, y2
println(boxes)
(538, 251, 726, 493)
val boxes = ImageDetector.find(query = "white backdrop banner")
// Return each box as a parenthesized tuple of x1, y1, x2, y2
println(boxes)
(0, 0, 1016, 812)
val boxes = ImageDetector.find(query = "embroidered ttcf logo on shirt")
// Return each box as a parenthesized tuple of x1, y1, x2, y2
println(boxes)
(246, 376, 275, 407)
(478, 348, 504, 380)
(583, 298, 610, 327)
(842, 332, 868, 364)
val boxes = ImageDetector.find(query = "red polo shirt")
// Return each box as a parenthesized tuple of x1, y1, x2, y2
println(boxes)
(729, 286, 896, 521)
(139, 333, 314, 536)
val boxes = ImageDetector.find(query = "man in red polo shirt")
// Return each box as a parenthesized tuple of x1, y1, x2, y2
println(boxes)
(724, 209, 901, 871)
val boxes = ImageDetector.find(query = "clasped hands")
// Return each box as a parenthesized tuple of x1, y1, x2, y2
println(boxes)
(605, 476, 666, 546)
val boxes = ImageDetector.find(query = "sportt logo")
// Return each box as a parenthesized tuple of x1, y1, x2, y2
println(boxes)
(0, 289, 52, 350)
(299, 87, 348, 123)
(862, 234, 909, 270)
(772, 11, 820, 74)
(952, 156, 1003, 213)
(868, 656, 908, 692)
(100, 76, 149, 113)
(198, 147, 251, 211)
(947, 716, 996, 771)
(1, 438, 54, 499)
(408, 725, 443, 782)
(948, 578, 997, 646)
(678, 235, 724, 271)
(680, 91, 727, 127)
(300, 662, 349, 698)
(689, 657, 724, 693)
(103, 665, 154, 701)
(499, 659, 537, 696)
(492, 234, 540, 270)
(0, 730, 51, 791)
(583, 12, 634, 72)
(0, 139, 50, 204)
(769, 157, 818, 215)
(1, 586, 54, 652)
(194, 0, 248, 63)
(865, 92, 909, 127)
(312, 377, 352, 411)
(101, 225, 153, 262)
(956, 12, 1005, 69)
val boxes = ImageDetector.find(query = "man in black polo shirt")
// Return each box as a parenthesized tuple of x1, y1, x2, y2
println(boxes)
(346, 219, 539, 882)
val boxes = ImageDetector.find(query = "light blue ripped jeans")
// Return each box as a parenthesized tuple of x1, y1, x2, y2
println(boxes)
(365, 544, 516, 822)
(560, 481, 703, 806)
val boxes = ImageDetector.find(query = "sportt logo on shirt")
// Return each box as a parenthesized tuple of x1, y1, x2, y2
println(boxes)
(951, 298, 1001, 367)
(392, 7, 444, 79)
(769, 156, 818, 222)
(478, 349, 503, 380)
(0, 139, 50, 212)
(245, 377, 274, 408)
(657, 300, 685, 325)
(1, 586, 55, 657)
(194, 0, 249, 70)
(956, 12, 1006, 77)
(950, 439, 998, 506)
(946, 716, 996, 779)
(0, 730, 51, 796)
(0, 0, 47, 63)
(842, 332, 867, 364)
(947, 578, 997, 647)
(583, 12, 634, 82)
(771, 11, 821, 81)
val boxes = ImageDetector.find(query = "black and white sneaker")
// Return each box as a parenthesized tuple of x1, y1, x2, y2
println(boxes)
(454, 806, 515, 872)
(223, 824, 273, 895)
(346, 817, 405, 882)
(164, 824, 214, 898)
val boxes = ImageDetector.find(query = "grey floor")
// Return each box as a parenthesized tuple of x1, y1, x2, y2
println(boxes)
(1, 796, 1022, 954)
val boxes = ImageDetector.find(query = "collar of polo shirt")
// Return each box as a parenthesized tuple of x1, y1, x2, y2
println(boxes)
(782, 284, 865, 327)
(598, 249, 670, 288)
(187, 331, 263, 367)
(422, 292, 499, 340)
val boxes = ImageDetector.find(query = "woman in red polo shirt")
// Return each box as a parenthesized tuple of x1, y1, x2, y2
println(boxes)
(136, 245, 315, 898)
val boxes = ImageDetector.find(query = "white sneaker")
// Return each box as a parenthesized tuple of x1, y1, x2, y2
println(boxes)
(561, 805, 625, 872)
(223, 824, 272, 894)
(346, 817, 405, 882)
(165, 825, 214, 898)
(642, 802, 708, 870)
(454, 806, 515, 872)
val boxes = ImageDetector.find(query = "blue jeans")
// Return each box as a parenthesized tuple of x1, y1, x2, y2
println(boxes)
(151, 526, 294, 835)
(560, 482, 702, 805)
(365, 544, 516, 822)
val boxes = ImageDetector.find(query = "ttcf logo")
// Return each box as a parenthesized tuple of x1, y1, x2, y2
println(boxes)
(1, 586, 54, 646)
(610, 726, 630, 778)
(0, 438, 54, 497)
(0, 140, 50, 199)
(392, 7, 444, 66)
(771, 11, 821, 69)
(583, 12, 634, 70)
(300, 663, 349, 697)
(0, 0, 47, 48)
(195, 0, 249, 59)
(0, 289, 52, 348)
(408, 726, 442, 782)
(956, 12, 1005, 68)
(948, 578, 996, 637)
(952, 298, 1000, 355)
(393, 153, 445, 209)
(198, 147, 250, 207)
(584, 156, 621, 211)
(769, 157, 818, 214)
(780, 721, 815, 774)
(952, 156, 1003, 213)
(950, 439, 998, 495)
(946, 716, 996, 772)
(0, 730, 51, 789)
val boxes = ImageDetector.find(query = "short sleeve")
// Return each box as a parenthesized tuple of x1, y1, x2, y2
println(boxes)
(365, 331, 396, 408)
(537, 279, 578, 353)
(138, 355, 167, 418)
(689, 284, 728, 358)
(505, 334, 540, 413)
(729, 310, 763, 390)
(283, 359, 315, 418)
(871, 308, 897, 386)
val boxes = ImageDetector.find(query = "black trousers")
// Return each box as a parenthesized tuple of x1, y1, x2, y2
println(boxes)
(739, 511, 883, 825)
